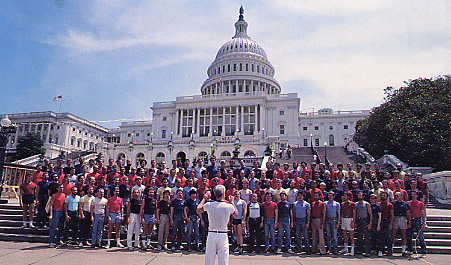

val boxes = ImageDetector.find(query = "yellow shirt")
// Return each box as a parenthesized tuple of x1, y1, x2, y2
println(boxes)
(80, 195, 94, 212)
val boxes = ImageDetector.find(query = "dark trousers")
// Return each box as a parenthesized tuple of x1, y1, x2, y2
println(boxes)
(200, 217, 209, 248)
(79, 211, 92, 243)
(355, 218, 371, 253)
(380, 217, 392, 253)
(248, 218, 262, 250)
(63, 210, 79, 242)
(171, 217, 184, 248)
(36, 196, 49, 227)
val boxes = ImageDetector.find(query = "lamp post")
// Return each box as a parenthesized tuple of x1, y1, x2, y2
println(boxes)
(233, 132, 241, 159)
(167, 131, 174, 161)
(324, 141, 327, 166)
(0, 115, 17, 202)
(310, 133, 313, 147)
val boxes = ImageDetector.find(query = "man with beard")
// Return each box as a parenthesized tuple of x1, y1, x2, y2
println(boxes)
(78, 186, 94, 246)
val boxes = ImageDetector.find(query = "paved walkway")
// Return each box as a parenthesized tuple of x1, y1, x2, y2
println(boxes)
(0, 241, 449, 265)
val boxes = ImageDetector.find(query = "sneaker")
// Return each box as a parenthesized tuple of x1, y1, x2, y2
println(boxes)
(287, 248, 294, 254)
(421, 253, 427, 258)
(238, 247, 243, 255)
(340, 248, 348, 254)
(117, 241, 124, 248)
(48, 243, 55, 248)
(105, 243, 110, 249)
(350, 249, 354, 256)
(363, 252, 370, 257)
(405, 251, 412, 256)
(378, 251, 383, 257)
(29, 223, 35, 228)
(275, 248, 282, 254)
(233, 246, 240, 252)
(20, 224, 27, 229)
(85, 241, 92, 246)
(171, 246, 176, 252)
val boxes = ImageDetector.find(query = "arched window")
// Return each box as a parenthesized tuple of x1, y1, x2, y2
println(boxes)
(244, 150, 256, 157)
(221, 151, 231, 157)
(117, 153, 126, 161)
(136, 153, 145, 167)
(329, 135, 335, 147)
(156, 152, 165, 165)
(198, 151, 208, 163)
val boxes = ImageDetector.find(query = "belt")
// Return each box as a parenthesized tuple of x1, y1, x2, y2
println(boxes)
(356, 217, 368, 220)
(312, 217, 322, 219)
(209, 230, 228, 233)
(249, 217, 261, 220)
(342, 217, 353, 219)
(327, 217, 337, 220)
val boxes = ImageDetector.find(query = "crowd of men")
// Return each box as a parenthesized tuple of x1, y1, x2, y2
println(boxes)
(18, 156, 429, 258)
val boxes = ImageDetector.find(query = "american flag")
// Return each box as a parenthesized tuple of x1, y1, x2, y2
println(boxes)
(53, 95, 62, 101)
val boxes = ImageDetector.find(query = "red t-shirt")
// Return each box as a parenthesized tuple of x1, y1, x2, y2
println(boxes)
(408, 200, 425, 218)
(378, 201, 394, 218)
(20, 182, 37, 195)
(51, 193, 66, 211)
(62, 183, 74, 196)
(226, 188, 237, 199)
(294, 177, 305, 190)
(197, 186, 209, 201)
(176, 175, 187, 187)
(32, 172, 43, 184)
(107, 173, 120, 185)
(224, 178, 236, 190)
(311, 200, 325, 218)
(209, 178, 224, 188)
(253, 188, 265, 203)
(274, 169, 284, 179)
(107, 197, 123, 213)
(263, 201, 278, 218)
(388, 179, 405, 190)
(341, 201, 356, 218)
(58, 174, 66, 183)
(394, 189, 408, 201)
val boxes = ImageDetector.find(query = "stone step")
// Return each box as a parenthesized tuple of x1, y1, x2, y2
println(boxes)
(0, 226, 50, 235)
(428, 221, 451, 227)
(424, 233, 451, 239)
(425, 239, 451, 246)
(0, 215, 23, 221)
(0, 209, 24, 215)
(0, 233, 48, 243)
(0, 220, 25, 227)
(425, 226, 451, 233)
(428, 216, 451, 222)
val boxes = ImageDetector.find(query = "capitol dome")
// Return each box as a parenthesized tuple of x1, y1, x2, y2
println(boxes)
(201, 7, 281, 96)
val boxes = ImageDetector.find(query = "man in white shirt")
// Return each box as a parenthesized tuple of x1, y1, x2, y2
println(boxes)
(197, 185, 238, 265)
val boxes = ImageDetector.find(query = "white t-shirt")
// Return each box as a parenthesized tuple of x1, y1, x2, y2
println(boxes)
(92, 197, 108, 215)
(287, 188, 298, 203)
(239, 189, 252, 204)
(203, 201, 235, 232)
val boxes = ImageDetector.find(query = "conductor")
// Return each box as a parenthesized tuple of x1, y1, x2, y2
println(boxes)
(197, 185, 238, 265)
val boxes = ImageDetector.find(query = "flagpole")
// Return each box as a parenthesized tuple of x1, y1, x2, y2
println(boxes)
(58, 95, 62, 114)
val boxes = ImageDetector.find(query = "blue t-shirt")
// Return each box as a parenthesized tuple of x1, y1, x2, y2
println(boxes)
(185, 198, 200, 216)
(64, 195, 80, 212)
(170, 199, 185, 219)
(392, 201, 410, 217)
(277, 201, 292, 219)
(325, 200, 340, 218)
(293, 200, 311, 219)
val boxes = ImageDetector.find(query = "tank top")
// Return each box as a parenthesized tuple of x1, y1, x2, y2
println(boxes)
(233, 199, 245, 220)
(143, 197, 156, 215)
(129, 198, 141, 214)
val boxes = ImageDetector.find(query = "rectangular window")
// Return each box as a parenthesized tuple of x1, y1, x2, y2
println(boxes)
(243, 106, 255, 135)
(199, 108, 210, 137)
(279, 124, 285, 135)
(315, 138, 320, 146)
(228, 64, 230, 72)
(239, 63, 242, 71)
(344, 125, 349, 129)
(224, 107, 236, 136)
(303, 139, 308, 146)
(128, 133, 131, 137)
(314, 126, 319, 130)
(246, 64, 248, 71)
(233, 64, 236, 71)
(303, 126, 308, 131)
(163, 117, 167, 121)
(162, 130, 166, 139)
(279, 110, 284, 115)
(182, 109, 194, 137)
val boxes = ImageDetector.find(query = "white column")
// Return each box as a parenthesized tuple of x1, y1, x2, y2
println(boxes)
(45, 123, 51, 143)
(240, 105, 244, 133)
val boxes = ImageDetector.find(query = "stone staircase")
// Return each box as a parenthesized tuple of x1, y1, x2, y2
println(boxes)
(279, 147, 366, 166)
(0, 201, 450, 253)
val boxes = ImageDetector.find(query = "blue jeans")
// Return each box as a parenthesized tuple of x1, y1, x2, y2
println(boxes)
(295, 217, 310, 251)
(325, 218, 338, 251)
(264, 217, 275, 250)
(171, 217, 184, 248)
(186, 215, 199, 248)
(91, 213, 105, 245)
(49, 210, 64, 244)
(277, 218, 291, 249)
(407, 218, 427, 253)
(63, 210, 79, 242)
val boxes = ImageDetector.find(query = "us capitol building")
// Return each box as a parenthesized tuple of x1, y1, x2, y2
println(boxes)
(4, 8, 369, 166)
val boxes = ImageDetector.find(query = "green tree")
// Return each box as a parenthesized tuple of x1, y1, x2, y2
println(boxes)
(15, 132, 46, 160)
(354, 75, 451, 172)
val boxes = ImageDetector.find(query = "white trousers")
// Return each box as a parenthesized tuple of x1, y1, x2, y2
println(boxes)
(127, 213, 141, 247)
(205, 233, 229, 265)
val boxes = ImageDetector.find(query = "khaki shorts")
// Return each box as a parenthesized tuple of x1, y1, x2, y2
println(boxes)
(393, 216, 408, 230)
(341, 217, 354, 231)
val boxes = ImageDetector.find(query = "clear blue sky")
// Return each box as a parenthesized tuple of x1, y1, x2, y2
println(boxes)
(1, 0, 450, 128)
